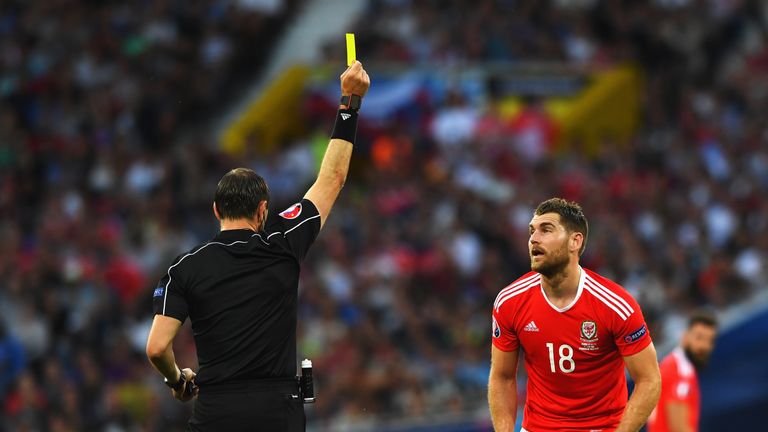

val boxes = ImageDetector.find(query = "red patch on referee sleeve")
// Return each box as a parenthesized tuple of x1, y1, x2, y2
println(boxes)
(279, 203, 302, 219)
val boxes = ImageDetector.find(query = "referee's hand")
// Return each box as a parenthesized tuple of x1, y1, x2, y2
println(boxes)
(172, 367, 199, 402)
(340, 61, 370, 97)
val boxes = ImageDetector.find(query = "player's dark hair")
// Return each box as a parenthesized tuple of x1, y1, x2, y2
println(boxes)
(535, 198, 589, 255)
(214, 168, 270, 220)
(688, 310, 718, 329)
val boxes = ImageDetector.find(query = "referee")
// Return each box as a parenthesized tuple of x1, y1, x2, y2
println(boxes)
(145, 61, 370, 431)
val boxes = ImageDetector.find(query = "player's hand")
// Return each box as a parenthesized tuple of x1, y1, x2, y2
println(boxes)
(172, 367, 199, 402)
(340, 61, 370, 97)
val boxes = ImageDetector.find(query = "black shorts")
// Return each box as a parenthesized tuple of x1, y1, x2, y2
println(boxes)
(187, 378, 305, 432)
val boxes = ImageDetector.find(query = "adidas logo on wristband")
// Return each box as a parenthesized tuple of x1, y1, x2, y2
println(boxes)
(331, 109, 358, 143)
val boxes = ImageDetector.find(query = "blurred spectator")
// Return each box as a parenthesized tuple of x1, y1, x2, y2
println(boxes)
(507, 95, 559, 163)
(0, 321, 25, 397)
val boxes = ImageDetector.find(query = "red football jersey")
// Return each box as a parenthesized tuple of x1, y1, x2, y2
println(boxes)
(492, 267, 652, 432)
(646, 348, 700, 432)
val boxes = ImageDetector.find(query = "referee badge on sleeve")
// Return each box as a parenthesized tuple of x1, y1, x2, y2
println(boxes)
(280, 203, 302, 219)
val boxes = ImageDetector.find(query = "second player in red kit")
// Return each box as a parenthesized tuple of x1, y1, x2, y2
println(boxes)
(647, 311, 718, 432)
(488, 198, 661, 432)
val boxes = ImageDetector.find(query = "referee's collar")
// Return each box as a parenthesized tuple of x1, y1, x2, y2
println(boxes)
(214, 228, 257, 241)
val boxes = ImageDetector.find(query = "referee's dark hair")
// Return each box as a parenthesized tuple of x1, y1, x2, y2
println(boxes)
(535, 197, 589, 256)
(214, 168, 270, 220)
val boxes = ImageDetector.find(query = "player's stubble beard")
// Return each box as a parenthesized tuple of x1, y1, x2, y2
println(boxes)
(530, 238, 570, 278)
(683, 346, 711, 371)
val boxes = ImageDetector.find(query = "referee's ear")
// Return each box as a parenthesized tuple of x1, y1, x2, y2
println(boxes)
(257, 200, 268, 228)
(213, 202, 222, 221)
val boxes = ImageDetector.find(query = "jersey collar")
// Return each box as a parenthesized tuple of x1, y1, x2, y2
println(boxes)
(540, 266, 585, 313)
(214, 228, 257, 241)
(672, 347, 696, 377)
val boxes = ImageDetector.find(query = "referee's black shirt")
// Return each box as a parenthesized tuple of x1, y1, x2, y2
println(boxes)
(151, 198, 320, 387)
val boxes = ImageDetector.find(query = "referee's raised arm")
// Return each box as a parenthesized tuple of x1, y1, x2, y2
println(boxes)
(304, 60, 370, 229)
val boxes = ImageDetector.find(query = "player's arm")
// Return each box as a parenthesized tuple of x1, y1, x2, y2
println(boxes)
(664, 401, 694, 432)
(616, 342, 662, 432)
(488, 345, 519, 432)
(304, 61, 370, 229)
(146, 314, 197, 401)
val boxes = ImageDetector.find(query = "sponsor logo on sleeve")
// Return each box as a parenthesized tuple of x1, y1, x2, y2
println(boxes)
(492, 316, 501, 338)
(624, 324, 647, 344)
(280, 203, 302, 219)
(153, 287, 164, 297)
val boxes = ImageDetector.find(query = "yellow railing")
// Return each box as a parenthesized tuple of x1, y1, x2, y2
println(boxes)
(220, 65, 311, 156)
(499, 65, 642, 155)
(221, 64, 642, 157)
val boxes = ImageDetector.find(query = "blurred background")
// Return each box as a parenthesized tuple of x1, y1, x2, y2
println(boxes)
(1, 0, 767, 431)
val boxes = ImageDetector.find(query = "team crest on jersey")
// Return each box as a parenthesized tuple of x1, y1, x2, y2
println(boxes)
(579, 320, 600, 351)
(280, 203, 302, 219)
(492, 316, 501, 338)
(581, 320, 597, 340)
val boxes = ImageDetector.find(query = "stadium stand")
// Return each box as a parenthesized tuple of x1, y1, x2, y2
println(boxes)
(0, 0, 766, 431)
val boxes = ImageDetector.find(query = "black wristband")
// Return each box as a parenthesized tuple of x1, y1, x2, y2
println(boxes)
(330, 109, 358, 144)
(165, 370, 186, 391)
(340, 94, 362, 110)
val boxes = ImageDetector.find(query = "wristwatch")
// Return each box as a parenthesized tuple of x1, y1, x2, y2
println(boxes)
(164, 370, 186, 391)
(340, 94, 362, 110)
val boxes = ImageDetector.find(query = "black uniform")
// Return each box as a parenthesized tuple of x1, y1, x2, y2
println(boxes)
(152, 198, 320, 431)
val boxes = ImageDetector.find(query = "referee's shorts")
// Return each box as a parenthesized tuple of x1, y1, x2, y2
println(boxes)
(187, 377, 305, 432)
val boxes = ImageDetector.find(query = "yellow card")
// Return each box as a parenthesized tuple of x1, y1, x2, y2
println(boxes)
(346, 33, 356, 66)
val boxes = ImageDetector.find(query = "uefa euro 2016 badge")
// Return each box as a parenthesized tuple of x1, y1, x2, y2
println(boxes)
(280, 203, 302, 219)
(492, 316, 501, 338)
(579, 320, 600, 351)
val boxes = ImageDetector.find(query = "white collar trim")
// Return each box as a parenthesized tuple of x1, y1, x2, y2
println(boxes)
(540, 266, 585, 313)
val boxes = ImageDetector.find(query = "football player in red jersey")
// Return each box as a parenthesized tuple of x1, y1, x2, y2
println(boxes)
(488, 198, 661, 432)
(647, 311, 718, 432)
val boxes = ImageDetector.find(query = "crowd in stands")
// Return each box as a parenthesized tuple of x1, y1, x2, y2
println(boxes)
(1, 0, 767, 431)
(0, 0, 298, 430)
